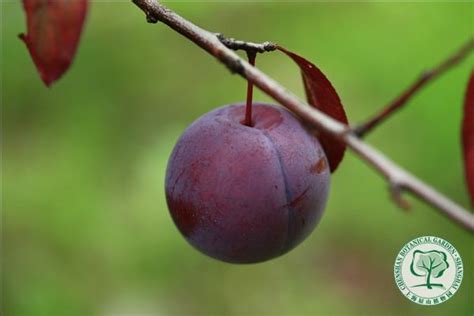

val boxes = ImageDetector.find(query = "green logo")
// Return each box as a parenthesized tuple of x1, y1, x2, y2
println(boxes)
(410, 250, 449, 289)
(394, 236, 463, 306)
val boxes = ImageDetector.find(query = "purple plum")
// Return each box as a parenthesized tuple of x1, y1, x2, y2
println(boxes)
(165, 103, 330, 263)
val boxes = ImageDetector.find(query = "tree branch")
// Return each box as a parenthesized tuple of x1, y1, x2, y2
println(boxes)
(354, 38, 474, 137)
(131, 0, 474, 232)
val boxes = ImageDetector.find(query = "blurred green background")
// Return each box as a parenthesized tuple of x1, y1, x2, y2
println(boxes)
(2, 1, 473, 315)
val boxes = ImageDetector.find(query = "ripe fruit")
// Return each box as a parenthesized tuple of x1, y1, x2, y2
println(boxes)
(165, 102, 330, 263)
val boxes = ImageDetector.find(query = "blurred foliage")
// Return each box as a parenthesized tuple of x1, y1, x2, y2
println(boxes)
(2, 1, 473, 316)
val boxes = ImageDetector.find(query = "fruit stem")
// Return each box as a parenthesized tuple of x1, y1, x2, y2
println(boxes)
(244, 51, 257, 127)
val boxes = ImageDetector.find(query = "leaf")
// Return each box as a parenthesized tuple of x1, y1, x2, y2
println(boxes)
(462, 71, 474, 206)
(19, 0, 89, 87)
(277, 46, 348, 172)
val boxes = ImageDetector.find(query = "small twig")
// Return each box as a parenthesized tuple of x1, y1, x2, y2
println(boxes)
(216, 33, 277, 54)
(389, 180, 411, 210)
(354, 38, 474, 137)
(132, 0, 474, 232)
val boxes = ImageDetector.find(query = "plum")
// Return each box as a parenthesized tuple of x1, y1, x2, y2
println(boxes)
(165, 103, 330, 263)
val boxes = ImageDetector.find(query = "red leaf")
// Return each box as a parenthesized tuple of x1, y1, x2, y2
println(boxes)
(462, 71, 474, 206)
(20, 0, 88, 87)
(277, 46, 349, 172)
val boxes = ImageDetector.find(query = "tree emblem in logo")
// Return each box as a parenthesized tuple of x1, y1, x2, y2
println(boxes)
(410, 250, 449, 289)
(394, 236, 463, 305)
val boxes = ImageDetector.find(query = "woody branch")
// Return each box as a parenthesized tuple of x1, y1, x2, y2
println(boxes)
(132, 0, 474, 232)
